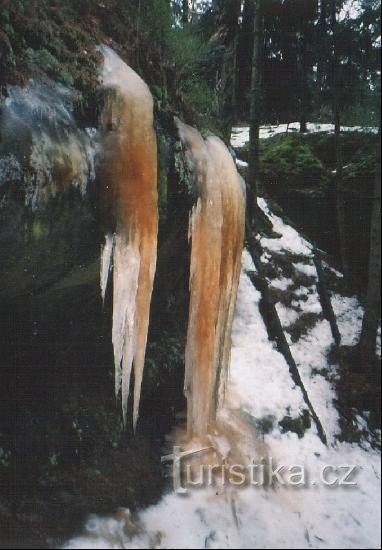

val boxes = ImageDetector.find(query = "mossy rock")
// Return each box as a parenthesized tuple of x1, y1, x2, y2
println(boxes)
(259, 134, 329, 198)
(279, 410, 312, 438)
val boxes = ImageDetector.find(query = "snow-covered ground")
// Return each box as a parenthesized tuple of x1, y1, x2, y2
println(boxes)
(231, 123, 378, 149)
(63, 200, 381, 550)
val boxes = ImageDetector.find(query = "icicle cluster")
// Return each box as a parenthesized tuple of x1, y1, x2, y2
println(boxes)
(99, 46, 158, 429)
(97, 47, 244, 435)
(176, 119, 246, 437)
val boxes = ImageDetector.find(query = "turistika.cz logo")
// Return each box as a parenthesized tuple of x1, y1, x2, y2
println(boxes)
(161, 446, 359, 494)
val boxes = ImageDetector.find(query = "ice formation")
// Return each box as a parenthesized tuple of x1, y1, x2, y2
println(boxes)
(98, 47, 244, 435)
(176, 119, 246, 437)
(99, 46, 158, 429)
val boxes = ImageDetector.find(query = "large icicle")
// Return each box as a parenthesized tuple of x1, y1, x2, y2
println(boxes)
(100, 233, 114, 303)
(176, 120, 246, 437)
(99, 46, 158, 429)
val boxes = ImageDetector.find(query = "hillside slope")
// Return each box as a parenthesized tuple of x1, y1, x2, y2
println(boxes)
(63, 199, 381, 550)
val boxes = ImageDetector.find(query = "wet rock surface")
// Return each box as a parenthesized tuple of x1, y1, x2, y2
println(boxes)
(0, 73, 183, 547)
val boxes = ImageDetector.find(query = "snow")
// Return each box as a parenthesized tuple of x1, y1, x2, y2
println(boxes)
(258, 198, 313, 257)
(64, 452, 381, 549)
(236, 158, 248, 168)
(250, 204, 340, 441)
(269, 277, 294, 291)
(331, 294, 364, 347)
(229, 251, 305, 421)
(293, 262, 317, 279)
(292, 291, 322, 316)
(339, 0, 362, 21)
(322, 260, 344, 279)
(291, 319, 340, 441)
(64, 200, 380, 550)
(230, 123, 379, 148)
(275, 302, 299, 328)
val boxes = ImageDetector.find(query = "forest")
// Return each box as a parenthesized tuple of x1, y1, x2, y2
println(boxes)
(0, 0, 380, 548)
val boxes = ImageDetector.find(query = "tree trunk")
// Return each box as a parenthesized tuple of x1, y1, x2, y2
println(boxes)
(216, 0, 242, 142)
(313, 249, 341, 345)
(299, 24, 308, 134)
(247, 0, 263, 224)
(182, 0, 189, 25)
(220, 40, 239, 143)
(237, 0, 255, 119)
(360, 129, 381, 362)
(317, 0, 328, 88)
(334, 109, 348, 280)
(231, 22, 239, 124)
(331, 0, 349, 280)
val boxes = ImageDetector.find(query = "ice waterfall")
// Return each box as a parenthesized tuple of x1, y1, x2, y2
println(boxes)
(99, 46, 158, 429)
(176, 119, 246, 437)
(97, 47, 244, 434)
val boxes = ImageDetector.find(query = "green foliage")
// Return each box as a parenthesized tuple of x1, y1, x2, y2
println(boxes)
(279, 410, 311, 438)
(169, 28, 219, 124)
(139, 0, 173, 48)
(257, 131, 377, 205)
(256, 131, 378, 294)
(138, 4, 219, 126)
(1, 0, 219, 130)
(342, 143, 377, 191)
(24, 48, 76, 87)
(259, 135, 329, 197)
(151, 84, 165, 103)
(25, 47, 59, 72)
(303, 132, 378, 176)
(1, 0, 101, 122)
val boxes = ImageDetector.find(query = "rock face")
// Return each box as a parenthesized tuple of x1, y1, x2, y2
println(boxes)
(0, 52, 246, 435)
(0, 57, 146, 547)
(0, 78, 97, 209)
(0, 44, 247, 544)
(0, 30, 15, 85)
(0, 78, 99, 301)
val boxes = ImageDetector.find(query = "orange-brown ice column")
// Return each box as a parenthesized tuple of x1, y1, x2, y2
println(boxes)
(176, 120, 245, 437)
(99, 46, 158, 429)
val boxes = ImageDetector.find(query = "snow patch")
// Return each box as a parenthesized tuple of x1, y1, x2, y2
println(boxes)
(231, 123, 379, 148)
(331, 294, 364, 347)
(65, 199, 380, 550)
(258, 198, 313, 257)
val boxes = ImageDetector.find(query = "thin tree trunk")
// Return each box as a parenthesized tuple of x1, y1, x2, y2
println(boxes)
(182, 0, 189, 25)
(331, 0, 349, 280)
(247, 0, 263, 224)
(231, 21, 239, 124)
(317, 0, 328, 88)
(313, 249, 341, 345)
(334, 111, 348, 279)
(237, 0, 255, 119)
(360, 128, 381, 362)
(217, 0, 242, 142)
(299, 23, 308, 133)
